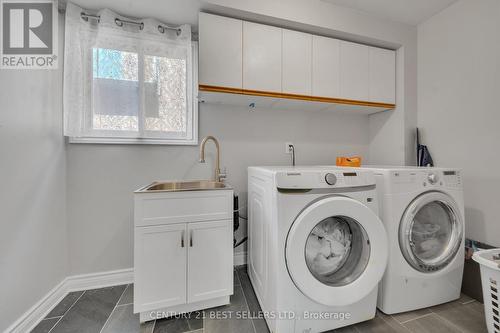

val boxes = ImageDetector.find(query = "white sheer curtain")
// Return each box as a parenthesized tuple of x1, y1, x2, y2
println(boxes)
(63, 2, 194, 142)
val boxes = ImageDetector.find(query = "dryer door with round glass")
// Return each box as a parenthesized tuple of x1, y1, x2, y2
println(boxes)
(285, 196, 388, 307)
(399, 191, 463, 273)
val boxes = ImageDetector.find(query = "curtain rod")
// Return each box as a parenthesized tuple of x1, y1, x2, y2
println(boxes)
(80, 12, 182, 36)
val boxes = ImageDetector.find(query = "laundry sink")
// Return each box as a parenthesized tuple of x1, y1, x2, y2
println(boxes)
(135, 180, 230, 193)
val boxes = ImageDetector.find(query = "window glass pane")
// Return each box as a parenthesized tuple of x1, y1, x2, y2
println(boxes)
(411, 201, 454, 261)
(92, 48, 139, 131)
(144, 54, 187, 134)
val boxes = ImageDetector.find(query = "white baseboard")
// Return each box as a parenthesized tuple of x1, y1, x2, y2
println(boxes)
(234, 251, 247, 266)
(6, 268, 133, 333)
(65, 268, 133, 292)
(8, 258, 247, 333)
(6, 279, 68, 333)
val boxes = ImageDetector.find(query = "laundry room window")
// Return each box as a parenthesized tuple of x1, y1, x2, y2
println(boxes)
(63, 4, 198, 145)
(92, 48, 140, 132)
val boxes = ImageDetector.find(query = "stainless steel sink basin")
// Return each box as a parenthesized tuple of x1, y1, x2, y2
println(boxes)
(135, 180, 230, 193)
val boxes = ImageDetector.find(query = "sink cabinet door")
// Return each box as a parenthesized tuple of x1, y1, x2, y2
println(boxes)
(134, 224, 187, 313)
(187, 220, 233, 303)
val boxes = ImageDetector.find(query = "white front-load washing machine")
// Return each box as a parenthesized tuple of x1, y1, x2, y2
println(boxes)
(360, 166, 465, 314)
(247, 167, 388, 333)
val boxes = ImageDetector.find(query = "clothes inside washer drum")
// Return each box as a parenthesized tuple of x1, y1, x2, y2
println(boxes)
(305, 217, 352, 276)
(410, 201, 453, 261)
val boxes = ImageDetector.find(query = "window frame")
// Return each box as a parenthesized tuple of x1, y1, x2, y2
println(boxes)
(69, 42, 198, 146)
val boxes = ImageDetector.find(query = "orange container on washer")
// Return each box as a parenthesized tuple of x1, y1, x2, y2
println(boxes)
(336, 156, 362, 167)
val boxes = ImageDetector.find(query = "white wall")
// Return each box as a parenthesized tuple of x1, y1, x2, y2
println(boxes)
(66, 0, 418, 275)
(418, 0, 500, 247)
(67, 104, 370, 274)
(0, 17, 68, 332)
(0, 0, 420, 328)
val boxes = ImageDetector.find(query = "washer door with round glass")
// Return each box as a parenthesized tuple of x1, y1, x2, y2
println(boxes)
(399, 191, 463, 273)
(285, 196, 388, 307)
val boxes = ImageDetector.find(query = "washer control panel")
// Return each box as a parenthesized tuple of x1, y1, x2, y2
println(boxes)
(275, 169, 375, 189)
(442, 170, 462, 188)
(391, 169, 462, 189)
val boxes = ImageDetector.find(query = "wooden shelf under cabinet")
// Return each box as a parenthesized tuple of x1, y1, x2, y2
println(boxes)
(198, 85, 396, 114)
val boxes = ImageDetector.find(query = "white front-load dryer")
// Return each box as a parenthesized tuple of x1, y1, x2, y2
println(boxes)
(247, 167, 388, 333)
(360, 166, 465, 314)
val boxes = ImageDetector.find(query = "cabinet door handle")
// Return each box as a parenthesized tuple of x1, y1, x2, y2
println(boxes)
(189, 230, 193, 247)
(181, 230, 185, 248)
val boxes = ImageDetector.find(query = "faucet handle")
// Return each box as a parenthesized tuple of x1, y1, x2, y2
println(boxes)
(218, 168, 227, 182)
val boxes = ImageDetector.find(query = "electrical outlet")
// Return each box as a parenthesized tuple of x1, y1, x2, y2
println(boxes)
(285, 142, 294, 154)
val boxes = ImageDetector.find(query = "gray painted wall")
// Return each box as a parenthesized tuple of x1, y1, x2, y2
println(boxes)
(0, 17, 68, 332)
(2, 1, 419, 329)
(65, 0, 418, 276)
(66, 103, 370, 274)
(418, 0, 500, 247)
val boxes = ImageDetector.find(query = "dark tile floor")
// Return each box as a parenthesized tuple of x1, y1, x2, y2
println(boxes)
(31, 266, 488, 333)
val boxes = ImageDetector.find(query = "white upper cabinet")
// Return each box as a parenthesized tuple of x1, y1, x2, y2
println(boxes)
(243, 21, 282, 93)
(312, 35, 340, 99)
(198, 13, 396, 109)
(199, 13, 242, 89)
(282, 30, 312, 95)
(134, 189, 233, 319)
(369, 47, 396, 104)
(339, 41, 370, 101)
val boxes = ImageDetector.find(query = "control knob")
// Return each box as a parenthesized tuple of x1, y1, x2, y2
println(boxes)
(428, 173, 439, 185)
(325, 173, 337, 185)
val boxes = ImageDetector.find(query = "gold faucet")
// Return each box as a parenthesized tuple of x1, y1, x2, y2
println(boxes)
(199, 136, 226, 182)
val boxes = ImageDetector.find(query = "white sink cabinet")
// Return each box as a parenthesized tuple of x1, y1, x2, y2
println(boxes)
(133, 187, 234, 322)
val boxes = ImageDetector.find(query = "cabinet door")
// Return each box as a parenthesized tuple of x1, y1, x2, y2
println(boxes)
(187, 220, 233, 303)
(369, 47, 396, 104)
(339, 41, 370, 101)
(199, 13, 242, 88)
(134, 224, 187, 312)
(282, 29, 312, 95)
(243, 21, 282, 93)
(312, 35, 340, 98)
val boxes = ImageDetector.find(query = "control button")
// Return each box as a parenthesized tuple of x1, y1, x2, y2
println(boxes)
(428, 173, 439, 185)
(325, 173, 337, 185)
